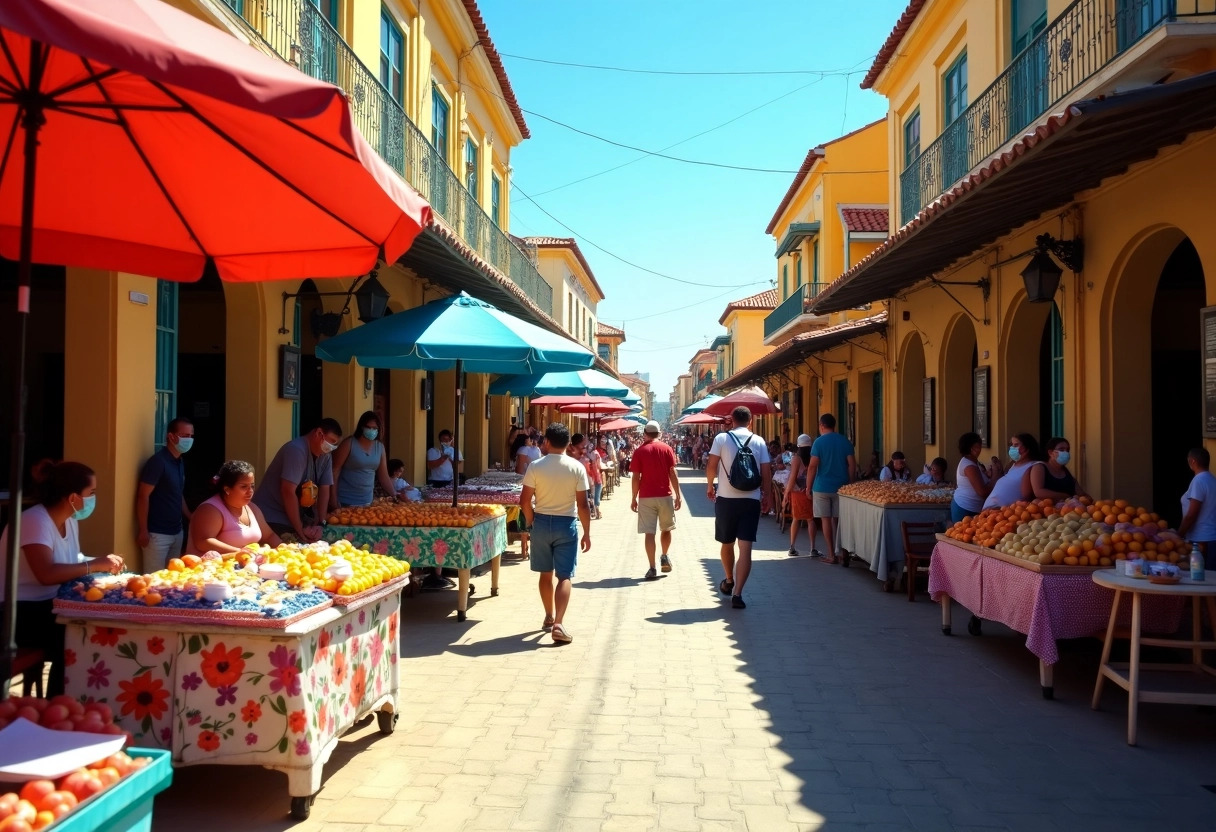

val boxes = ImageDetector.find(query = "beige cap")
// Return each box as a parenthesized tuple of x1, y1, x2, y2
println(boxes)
(796, 433, 813, 447)
(644, 420, 661, 434)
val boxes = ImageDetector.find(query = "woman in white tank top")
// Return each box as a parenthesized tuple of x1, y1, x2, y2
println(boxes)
(982, 434, 1045, 511)
(189, 461, 281, 554)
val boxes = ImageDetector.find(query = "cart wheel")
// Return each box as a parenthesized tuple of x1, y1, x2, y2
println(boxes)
(967, 615, 983, 636)
(290, 795, 314, 820)
(490, 587, 499, 597)
(456, 609, 467, 623)
(467, 583, 476, 596)
(377, 710, 399, 734)
(941, 625, 952, 636)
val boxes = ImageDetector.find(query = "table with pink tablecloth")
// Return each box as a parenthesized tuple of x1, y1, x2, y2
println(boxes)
(928, 539, 1185, 697)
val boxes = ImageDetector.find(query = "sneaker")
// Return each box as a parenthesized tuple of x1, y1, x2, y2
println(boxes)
(644, 567, 658, 580)
(810, 549, 823, 559)
(731, 595, 746, 609)
(660, 555, 672, 573)
(787, 547, 799, 557)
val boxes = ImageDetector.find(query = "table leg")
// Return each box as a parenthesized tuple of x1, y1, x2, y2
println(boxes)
(1128, 591, 1142, 746)
(1193, 595, 1202, 667)
(1092, 588, 1121, 709)
(456, 568, 471, 622)
(1039, 661, 1054, 700)
(1205, 597, 1216, 662)
(940, 593, 952, 635)
(490, 554, 501, 597)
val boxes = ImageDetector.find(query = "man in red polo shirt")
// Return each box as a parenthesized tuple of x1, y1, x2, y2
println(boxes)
(631, 421, 682, 580)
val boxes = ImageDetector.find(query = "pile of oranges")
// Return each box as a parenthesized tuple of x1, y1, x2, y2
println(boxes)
(945, 498, 1065, 547)
(328, 500, 504, 528)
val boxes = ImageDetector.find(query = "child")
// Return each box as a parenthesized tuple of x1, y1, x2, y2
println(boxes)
(917, 457, 950, 485)
(388, 458, 421, 501)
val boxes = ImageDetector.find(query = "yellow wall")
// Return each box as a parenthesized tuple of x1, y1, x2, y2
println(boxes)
(722, 309, 774, 376)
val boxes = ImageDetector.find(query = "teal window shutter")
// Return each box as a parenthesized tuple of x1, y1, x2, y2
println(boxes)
(154, 280, 178, 449)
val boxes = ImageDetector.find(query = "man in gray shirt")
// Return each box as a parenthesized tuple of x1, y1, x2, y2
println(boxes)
(253, 418, 343, 542)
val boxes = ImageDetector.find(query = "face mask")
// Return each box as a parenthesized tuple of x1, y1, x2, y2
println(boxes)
(441, 440, 452, 448)
(363, 428, 379, 440)
(73, 494, 97, 522)
(174, 437, 194, 454)
(321, 441, 338, 454)
(1055, 451, 1070, 466)
(1008, 446, 1021, 462)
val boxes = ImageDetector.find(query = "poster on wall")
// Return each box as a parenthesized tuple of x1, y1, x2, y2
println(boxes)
(279, 345, 300, 400)
(1204, 307, 1216, 438)
(847, 402, 857, 445)
(922, 377, 935, 445)
(973, 366, 990, 447)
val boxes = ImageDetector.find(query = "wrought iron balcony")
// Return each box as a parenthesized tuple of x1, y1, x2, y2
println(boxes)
(899, 0, 1211, 226)
(219, 0, 552, 316)
(764, 282, 828, 340)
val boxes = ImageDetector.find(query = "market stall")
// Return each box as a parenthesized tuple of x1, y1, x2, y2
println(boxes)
(836, 482, 954, 587)
(324, 502, 508, 622)
(54, 543, 409, 820)
(931, 497, 1189, 699)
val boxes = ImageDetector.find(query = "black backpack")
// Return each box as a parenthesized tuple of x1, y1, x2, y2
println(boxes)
(726, 433, 763, 492)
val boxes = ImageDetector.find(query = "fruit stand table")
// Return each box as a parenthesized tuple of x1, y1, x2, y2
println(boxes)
(929, 538, 1184, 699)
(324, 515, 507, 622)
(58, 577, 406, 820)
(838, 495, 952, 586)
(1090, 570, 1216, 745)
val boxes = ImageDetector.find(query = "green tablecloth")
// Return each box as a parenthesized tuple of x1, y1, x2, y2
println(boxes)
(323, 516, 507, 570)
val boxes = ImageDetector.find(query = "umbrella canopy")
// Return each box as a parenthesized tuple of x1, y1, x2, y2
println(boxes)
(620, 391, 641, 406)
(558, 401, 631, 417)
(530, 394, 617, 408)
(315, 292, 595, 373)
(488, 369, 630, 398)
(627, 404, 644, 414)
(622, 415, 648, 424)
(703, 386, 780, 417)
(676, 412, 727, 425)
(599, 418, 642, 432)
(682, 394, 723, 415)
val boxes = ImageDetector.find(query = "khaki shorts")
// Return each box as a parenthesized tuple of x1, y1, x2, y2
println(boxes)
(812, 492, 840, 518)
(637, 496, 677, 535)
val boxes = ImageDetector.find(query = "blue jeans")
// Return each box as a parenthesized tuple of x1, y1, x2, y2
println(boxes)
(950, 497, 978, 524)
(593, 483, 603, 507)
(529, 513, 579, 580)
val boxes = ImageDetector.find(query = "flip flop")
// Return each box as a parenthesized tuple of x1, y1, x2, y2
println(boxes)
(542, 614, 555, 631)
(551, 623, 572, 643)
(819, 555, 840, 565)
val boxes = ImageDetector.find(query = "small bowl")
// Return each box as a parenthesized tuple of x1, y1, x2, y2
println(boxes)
(1148, 574, 1181, 585)
(258, 563, 287, 581)
(203, 582, 233, 602)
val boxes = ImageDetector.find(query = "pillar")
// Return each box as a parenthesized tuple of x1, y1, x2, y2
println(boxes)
(464, 373, 490, 476)
(388, 369, 428, 486)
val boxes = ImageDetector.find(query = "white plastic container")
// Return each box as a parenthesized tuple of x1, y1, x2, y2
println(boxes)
(258, 563, 287, 581)
(202, 582, 233, 602)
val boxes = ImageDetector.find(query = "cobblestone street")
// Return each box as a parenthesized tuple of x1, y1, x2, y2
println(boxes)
(153, 468, 1216, 831)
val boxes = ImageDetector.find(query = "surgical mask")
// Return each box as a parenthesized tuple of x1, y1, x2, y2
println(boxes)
(1008, 446, 1021, 462)
(72, 494, 97, 522)
(174, 437, 194, 454)
(363, 428, 379, 440)
(321, 441, 338, 454)
(441, 440, 452, 448)
(1055, 451, 1071, 466)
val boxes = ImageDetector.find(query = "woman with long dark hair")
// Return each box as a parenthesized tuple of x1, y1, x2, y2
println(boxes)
(331, 410, 399, 508)
(982, 433, 1044, 510)
(782, 435, 819, 556)
(189, 461, 281, 554)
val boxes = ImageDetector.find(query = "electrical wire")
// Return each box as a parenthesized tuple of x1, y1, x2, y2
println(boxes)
(620, 340, 713, 353)
(499, 52, 874, 78)
(614, 284, 761, 324)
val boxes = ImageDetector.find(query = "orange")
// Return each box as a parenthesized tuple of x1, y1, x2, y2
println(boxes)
(167, 558, 185, 572)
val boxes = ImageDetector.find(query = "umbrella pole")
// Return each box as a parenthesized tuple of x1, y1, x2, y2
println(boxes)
(3, 44, 46, 697)
(452, 360, 462, 509)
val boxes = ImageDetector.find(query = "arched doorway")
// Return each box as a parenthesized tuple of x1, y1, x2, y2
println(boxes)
(296, 280, 325, 437)
(1002, 295, 1060, 442)
(176, 270, 227, 505)
(898, 332, 927, 469)
(940, 315, 978, 456)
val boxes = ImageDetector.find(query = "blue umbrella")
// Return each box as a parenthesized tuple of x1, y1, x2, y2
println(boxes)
(627, 404, 644, 414)
(682, 394, 723, 415)
(316, 292, 594, 505)
(489, 368, 630, 398)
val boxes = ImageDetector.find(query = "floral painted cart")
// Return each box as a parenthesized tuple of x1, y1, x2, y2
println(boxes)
(324, 515, 507, 622)
(58, 578, 406, 820)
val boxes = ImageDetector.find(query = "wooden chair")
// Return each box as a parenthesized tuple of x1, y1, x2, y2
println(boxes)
(901, 521, 939, 602)
(772, 481, 791, 532)
(12, 647, 45, 697)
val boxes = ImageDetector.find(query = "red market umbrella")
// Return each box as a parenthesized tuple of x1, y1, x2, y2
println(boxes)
(598, 418, 642, 432)
(703, 386, 781, 417)
(0, 0, 432, 693)
(676, 412, 727, 425)
(558, 401, 631, 417)
(530, 394, 623, 408)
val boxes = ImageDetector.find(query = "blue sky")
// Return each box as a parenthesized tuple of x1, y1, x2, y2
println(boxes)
(478, 1, 906, 400)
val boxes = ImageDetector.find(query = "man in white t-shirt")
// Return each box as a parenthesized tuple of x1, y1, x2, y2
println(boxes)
(1178, 447, 1216, 553)
(706, 406, 772, 609)
(521, 423, 591, 644)
(425, 429, 464, 486)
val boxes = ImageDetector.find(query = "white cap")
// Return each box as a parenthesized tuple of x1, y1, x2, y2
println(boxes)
(797, 433, 813, 448)
(644, 420, 661, 434)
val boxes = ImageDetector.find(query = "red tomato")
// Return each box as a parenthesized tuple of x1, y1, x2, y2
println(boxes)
(83, 703, 113, 723)
(0, 816, 34, 832)
(58, 772, 91, 803)
(16, 784, 52, 808)
(0, 700, 17, 719)
(94, 768, 121, 788)
(38, 705, 69, 727)
(30, 811, 53, 831)
(0, 791, 18, 818)
(14, 707, 39, 724)
(34, 792, 75, 814)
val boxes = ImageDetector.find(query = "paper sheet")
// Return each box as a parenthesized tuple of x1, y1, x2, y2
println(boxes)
(0, 718, 125, 781)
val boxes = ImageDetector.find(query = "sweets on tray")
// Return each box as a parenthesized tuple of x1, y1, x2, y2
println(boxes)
(837, 481, 954, 504)
(251, 540, 409, 596)
(328, 499, 505, 526)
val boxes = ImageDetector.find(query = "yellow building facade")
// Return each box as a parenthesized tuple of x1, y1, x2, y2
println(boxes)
(595, 323, 626, 372)
(716, 290, 777, 382)
(0, 0, 600, 566)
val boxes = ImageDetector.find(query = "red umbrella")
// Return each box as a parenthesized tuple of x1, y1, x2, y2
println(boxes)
(598, 418, 642, 432)
(559, 401, 631, 417)
(676, 412, 727, 425)
(530, 394, 623, 408)
(703, 386, 781, 417)
(0, 0, 432, 692)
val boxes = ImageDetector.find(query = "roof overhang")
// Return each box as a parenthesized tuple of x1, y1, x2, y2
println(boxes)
(813, 71, 1216, 313)
(774, 222, 820, 258)
(710, 335, 731, 349)
(712, 313, 888, 392)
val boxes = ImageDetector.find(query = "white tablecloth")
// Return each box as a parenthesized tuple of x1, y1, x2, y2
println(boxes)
(837, 495, 952, 581)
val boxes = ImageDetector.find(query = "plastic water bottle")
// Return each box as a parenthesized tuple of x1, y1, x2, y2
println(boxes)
(1190, 542, 1206, 583)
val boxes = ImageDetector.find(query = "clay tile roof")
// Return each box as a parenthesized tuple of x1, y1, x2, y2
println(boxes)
(765, 148, 822, 235)
(596, 322, 625, 338)
(520, 236, 605, 299)
(841, 207, 890, 233)
(718, 288, 778, 325)
(462, 0, 530, 139)
(862, 0, 928, 90)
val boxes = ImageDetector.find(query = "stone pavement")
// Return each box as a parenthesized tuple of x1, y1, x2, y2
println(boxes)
(152, 467, 1216, 831)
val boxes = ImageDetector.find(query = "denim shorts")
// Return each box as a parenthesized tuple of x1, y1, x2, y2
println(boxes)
(529, 513, 579, 579)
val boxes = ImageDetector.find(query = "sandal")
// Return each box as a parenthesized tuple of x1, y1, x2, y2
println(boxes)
(819, 555, 840, 565)
(551, 623, 572, 644)
(719, 578, 734, 595)
(542, 614, 555, 631)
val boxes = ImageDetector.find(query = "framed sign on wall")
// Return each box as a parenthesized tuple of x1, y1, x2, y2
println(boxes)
(922, 377, 935, 445)
(973, 365, 990, 447)
(279, 345, 300, 400)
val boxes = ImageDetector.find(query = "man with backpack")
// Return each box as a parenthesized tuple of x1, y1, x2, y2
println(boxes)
(706, 406, 772, 609)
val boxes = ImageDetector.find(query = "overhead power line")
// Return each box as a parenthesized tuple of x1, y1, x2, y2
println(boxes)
(500, 52, 875, 78)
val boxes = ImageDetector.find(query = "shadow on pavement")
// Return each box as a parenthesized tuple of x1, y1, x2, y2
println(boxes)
(579, 574, 668, 589)
(446, 630, 550, 656)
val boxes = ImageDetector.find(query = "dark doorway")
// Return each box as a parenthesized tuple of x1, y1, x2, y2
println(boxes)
(177, 270, 227, 507)
(297, 280, 324, 436)
(1150, 239, 1203, 526)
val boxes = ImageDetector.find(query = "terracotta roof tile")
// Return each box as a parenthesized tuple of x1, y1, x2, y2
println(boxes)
(718, 288, 778, 325)
(862, 0, 928, 90)
(520, 236, 605, 299)
(841, 207, 889, 233)
(462, 0, 530, 139)
(596, 322, 625, 338)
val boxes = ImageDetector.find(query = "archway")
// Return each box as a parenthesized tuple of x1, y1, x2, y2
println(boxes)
(1001, 294, 1057, 442)
(898, 332, 927, 471)
(940, 315, 978, 457)
(296, 280, 325, 437)
(177, 270, 226, 505)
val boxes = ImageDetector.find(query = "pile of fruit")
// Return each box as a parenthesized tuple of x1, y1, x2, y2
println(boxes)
(0, 696, 127, 740)
(837, 481, 954, 505)
(328, 500, 505, 527)
(0, 752, 148, 831)
(249, 540, 409, 596)
(945, 497, 1191, 566)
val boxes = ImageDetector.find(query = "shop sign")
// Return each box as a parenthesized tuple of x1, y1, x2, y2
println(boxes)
(1203, 306, 1216, 438)
(973, 366, 990, 447)
(922, 377, 935, 445)
(279, 345, 301, 400)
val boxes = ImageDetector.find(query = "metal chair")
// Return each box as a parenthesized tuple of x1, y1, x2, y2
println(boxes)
(901, 521, 939, 602)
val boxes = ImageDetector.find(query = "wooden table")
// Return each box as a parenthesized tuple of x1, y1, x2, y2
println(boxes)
(1091, 570, 1216, 745)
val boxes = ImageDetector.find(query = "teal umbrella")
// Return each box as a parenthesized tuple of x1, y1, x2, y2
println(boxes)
(627, 404, 644, 414)
(620, 391, 641, 405)
(682, 394, 722, 415)
(489, 368, 630, 398)
(316, 292, 594, 506)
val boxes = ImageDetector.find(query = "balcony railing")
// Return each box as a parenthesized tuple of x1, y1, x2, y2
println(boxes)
(764, 282, 828, 339)
(220, 0, 552, 316)
(899, 0, 1213, 225)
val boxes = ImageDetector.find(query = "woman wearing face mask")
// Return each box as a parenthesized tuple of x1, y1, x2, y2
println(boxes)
(982, 433, 1045, 510)
(1030, 437, 1089, 500)
(0, 461, 124, 696)
(190, 461, 282, 554)
(331, 411, 401, 508)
